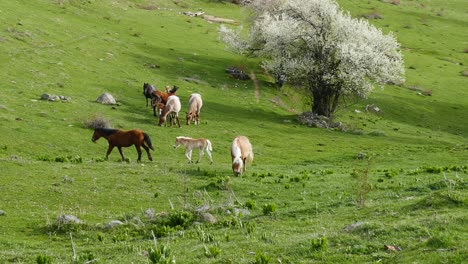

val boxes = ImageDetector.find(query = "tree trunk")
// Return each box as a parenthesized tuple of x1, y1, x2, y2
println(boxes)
(310, 81, 341, 118)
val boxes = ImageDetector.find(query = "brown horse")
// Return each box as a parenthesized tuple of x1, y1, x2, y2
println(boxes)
(91, 127, 154, 162)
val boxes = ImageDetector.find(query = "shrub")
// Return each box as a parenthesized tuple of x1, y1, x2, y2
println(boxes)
(167, 210, 194, 229)
(83, 115, 111, 129)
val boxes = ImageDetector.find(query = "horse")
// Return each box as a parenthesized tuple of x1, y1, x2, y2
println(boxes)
(158, 95, 181, 127)
(91, 127, 154, 162)
(174, 136, 213, 164)
(143, 83, 156, 107)
(186, 93, 203, 125)
(231, 136, 254, 176)
(150, 85, 179, 117)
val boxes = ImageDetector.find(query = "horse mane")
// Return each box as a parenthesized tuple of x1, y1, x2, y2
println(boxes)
(95, 127, 119, 136)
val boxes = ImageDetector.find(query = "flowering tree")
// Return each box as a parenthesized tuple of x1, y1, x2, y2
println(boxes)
(220, 0, 405, 117)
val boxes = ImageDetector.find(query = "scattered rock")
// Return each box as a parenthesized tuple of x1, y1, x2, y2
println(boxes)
(298, 112, 346, 131)
(343, 221, 365, 232)
(183, 11, 205, 17)
(40, 93, 71, 102)
(365, 104, 381, 113)
(200, 213, 217, 224)
(56, 214, 83, 226)
(203, 15, 238, 25)
(356, 153, 366, 160)
(195, 205, 210, 213)
(144, 208, 155, 219)
(233, 208, 250, 216)
(106, 220, 124, 229)
(226, 67, 250, 80)
(0, 210, 5, 216)
(96, 93, 117, 105)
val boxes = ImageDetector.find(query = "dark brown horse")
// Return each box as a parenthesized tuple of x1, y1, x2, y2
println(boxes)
(143, 83, 156, 107)
(91, 128, 154, 162)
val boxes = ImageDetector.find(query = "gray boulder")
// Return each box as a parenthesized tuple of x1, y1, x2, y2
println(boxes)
(96, 93, 116, 105)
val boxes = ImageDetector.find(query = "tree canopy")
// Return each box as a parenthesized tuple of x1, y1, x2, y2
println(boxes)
(220, 0, 405, 117)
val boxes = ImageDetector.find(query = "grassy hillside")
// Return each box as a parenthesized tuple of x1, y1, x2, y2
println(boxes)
(0, 0, 466, 263)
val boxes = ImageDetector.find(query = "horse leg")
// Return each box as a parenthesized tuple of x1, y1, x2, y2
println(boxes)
(185, 148, 192, 163)
(105, 145, 115, 160)
(197, 148, 204, 163)
(142, 144, 153, 161)
(135, 145, 142, 162)
(206, 148, 213, 165)
(175, 115, 181, 128)
(117, 147, 126, 161)
(243, 158, 247, 172)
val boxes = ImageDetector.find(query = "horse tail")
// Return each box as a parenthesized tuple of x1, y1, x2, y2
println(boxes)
(169, 85, 179, 93)
(144, 133, 154, 150)
(206, 139, 213, 152)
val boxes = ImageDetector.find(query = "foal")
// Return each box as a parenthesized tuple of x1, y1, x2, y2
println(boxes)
(174, 136, 213, 164)
(231, 136, 254, 176)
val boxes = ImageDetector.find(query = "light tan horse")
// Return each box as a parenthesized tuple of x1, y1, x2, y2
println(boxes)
(186, 93, 203, 125)
(174, 136, 213, 164)
(158, 95, 181, 127)
(230, 136, 253, 176)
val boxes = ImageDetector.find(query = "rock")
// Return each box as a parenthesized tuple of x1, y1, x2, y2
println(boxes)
(343, 221, 365, 232)
(106, 220, 124, 229)
(40, 93, 70, 102)
(144, 208, 155, 219)
(56, 214, 83, 225)
(96, 93, 117, 105)
(0, 210, 5, 216)
(233, 208, 250, 216)
(365, 104, 380, 113)
(195, 205, 210, 213)
(200, 213, 217, 224)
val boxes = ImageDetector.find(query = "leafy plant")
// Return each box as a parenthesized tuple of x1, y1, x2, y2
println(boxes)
(148, 244, 175, 264)
(262, 203, 277, 216)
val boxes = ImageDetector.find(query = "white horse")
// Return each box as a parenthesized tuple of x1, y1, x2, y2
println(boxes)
(231, 136, 253, 176)
(174, 136, 213, 164)
(186, 93, 203, 125)
(158, 95, 181, 127)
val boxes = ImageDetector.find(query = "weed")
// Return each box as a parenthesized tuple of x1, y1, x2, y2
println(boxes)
(204, 244, 221, 258)
(244, 200, 256, 210)
(262, 203, 277, 216)
(310, 237, 328, 252)
(36, 255, 53, 264)
(148, 244, 175, 264)
(254, 252, 271, 264)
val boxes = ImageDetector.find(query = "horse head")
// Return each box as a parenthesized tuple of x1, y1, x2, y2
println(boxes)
(232, 157, 243, 176)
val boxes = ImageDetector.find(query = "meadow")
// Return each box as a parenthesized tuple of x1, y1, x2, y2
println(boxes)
(0, 0, 466, 263)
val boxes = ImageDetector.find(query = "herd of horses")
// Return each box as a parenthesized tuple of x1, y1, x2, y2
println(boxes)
(91, 83, 253, 176)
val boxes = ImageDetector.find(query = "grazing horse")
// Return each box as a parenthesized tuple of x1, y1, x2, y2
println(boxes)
(159, 95, 181, 127)
(173, 136, 213, 164)
(143, 83, 156, 107)
(150, 85, 179, 117)
(91, 127, 154, 162)
(186, 93, 203, 125)
(231, 136, 254, 176)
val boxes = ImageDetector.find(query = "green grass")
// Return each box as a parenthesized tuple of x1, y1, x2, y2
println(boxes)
(0, 0, 467, 263)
